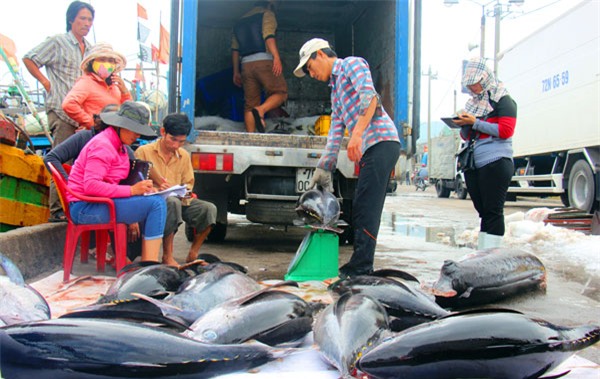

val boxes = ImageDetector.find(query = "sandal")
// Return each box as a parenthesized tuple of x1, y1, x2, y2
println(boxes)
(251, 108, 266, 133)
(49, 211, 67, 223)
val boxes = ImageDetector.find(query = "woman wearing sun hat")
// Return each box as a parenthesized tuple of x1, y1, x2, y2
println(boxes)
(62, 42, 132, 131)
(67, 101, 165, 263)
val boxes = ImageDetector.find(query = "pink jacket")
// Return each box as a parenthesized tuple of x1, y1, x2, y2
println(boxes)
(66, 127, 132, 202)
(62, 73, 131, 129)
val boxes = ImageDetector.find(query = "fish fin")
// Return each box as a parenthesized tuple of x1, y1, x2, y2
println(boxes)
(0, 253, 25, 285)
(459, 287, 473, 298)
(235, 281, 300, 306)
(538, 371, 571, 379)
(439, 308, 524, 320)
(371, 269, 420, 283)
(132, 292, 184, 313)
(117, 261, 160, 276)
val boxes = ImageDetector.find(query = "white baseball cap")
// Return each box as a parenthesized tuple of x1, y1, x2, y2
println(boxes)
(293, 38, 331, 78)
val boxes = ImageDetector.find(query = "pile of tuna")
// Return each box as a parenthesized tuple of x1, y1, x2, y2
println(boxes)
(1, 249, 599, 379)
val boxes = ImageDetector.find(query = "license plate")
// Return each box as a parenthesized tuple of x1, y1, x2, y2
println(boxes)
(296, 168, 315, 193)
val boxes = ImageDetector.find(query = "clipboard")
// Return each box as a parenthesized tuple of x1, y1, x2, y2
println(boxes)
(440, 117, 463, 129)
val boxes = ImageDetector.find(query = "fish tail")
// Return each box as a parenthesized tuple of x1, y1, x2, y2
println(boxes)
(0, 253, 25, 285)
(554, 325, 600, 352)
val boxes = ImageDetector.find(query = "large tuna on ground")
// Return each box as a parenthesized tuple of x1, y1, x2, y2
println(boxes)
(0, 318, 284, 379)
(358, 309, 600, 379)
(313, 293, 391, 378)
(329, 269, 450, 331)
(425, 248, 547, 308)
(0, 253, 50, 326)
(185, 282, 312, 346)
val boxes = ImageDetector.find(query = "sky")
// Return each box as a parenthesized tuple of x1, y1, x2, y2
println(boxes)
(0, 0, 584, 123)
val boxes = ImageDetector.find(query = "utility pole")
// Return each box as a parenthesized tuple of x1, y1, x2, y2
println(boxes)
(423, 65, 437, 173)
(493, 0, 502, 76)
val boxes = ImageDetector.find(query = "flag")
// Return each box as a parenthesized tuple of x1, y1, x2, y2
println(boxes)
(134, 63, 145, 82)
(137, 3, 148, 20)
(158, 24, 169, 64)
(151, 44, 159, 62)
(139, 44, 152, 63)
(137, 22, 151, 43)
(0, 33, 18, 66)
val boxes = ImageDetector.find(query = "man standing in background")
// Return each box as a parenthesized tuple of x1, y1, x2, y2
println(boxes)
(23, 1, 95, 222)
(231, 0, 287, 133)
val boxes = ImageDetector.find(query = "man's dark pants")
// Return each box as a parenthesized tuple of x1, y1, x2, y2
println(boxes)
(340, 141, 400, 276)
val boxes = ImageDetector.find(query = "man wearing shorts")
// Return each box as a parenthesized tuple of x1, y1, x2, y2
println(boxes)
(231, 1, 287, 133)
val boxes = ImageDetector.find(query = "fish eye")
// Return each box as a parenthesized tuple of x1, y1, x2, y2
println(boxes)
(202, 330, 218, 341)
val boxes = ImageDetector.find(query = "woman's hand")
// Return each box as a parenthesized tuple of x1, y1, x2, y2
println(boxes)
(112, 74, 128, 93)
(130, 179, 155, 196)
(453, 113, 476, 126)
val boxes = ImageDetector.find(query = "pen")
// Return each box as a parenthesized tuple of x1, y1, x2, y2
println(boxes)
(138, 172, 145, 182)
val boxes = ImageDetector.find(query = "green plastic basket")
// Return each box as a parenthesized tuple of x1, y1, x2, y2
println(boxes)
(285, 230, 339, 281)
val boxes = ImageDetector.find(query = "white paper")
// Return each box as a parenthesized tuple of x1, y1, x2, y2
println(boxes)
(144, 184, 188, 199)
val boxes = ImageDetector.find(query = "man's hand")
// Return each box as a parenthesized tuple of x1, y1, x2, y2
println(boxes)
(128, 223, 140, 243)
(272, 57, 282, 77)
(347, 134, 363, 162)
(308, 168, 333, 192)
(233, 72, 242, 87)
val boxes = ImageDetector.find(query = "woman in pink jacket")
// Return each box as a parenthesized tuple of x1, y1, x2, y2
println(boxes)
(67, 101, 165, 262)
(63, 43, 131, 131)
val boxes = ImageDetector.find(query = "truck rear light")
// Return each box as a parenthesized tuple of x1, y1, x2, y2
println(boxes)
(192, 152, 234, 172)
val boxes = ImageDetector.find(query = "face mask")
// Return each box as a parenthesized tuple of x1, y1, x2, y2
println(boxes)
(92, 61, 116, 79)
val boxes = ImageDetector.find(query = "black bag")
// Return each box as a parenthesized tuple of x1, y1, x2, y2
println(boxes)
(456, 140, 475, 172)
(120, 159, 153, 185)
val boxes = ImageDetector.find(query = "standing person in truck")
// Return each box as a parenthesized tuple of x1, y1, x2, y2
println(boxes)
(453, 57, 517, 249)
(232, 0, 288, 133)
(134, 113, 217, 266)
(293, 38, 400, 279)
(23, 1, 95, 223)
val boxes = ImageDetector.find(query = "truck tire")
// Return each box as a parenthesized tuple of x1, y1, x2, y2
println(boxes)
(436, 180, 451, 198)
(568, 160, 596, 213)
(455, 176, 468, 200)
(339, 200, 354, 245)
(185, 222, 228, 243)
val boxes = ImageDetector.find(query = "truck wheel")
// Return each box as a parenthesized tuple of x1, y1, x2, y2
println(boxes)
(568, 160, 596, 213)
(340, 200, 354, 245)
(436, 180, 451, 198)
(185, 222, 228, 243)
(455, 177, 468, 200)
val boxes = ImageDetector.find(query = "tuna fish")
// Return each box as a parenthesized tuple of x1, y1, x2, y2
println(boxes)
(358, 309, 600, 379)
(184, 282, 312, 346)
(0, 318, 283, 379)
(313, 293, 391, 378)
(295, 186, 341, 232)
(425, 248, 547, 308)
(329, 270, 450, 331)
(135, 263, 262, 325)
(0, 253, 50, 326)
(97, 262, 190, 304)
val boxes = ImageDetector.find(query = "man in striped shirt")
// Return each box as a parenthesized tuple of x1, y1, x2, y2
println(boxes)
(23, 1, 94, 222)
(294, 38, 401, 278)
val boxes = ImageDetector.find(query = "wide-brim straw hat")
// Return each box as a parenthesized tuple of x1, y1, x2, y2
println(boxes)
(99, 101, 156, 137)
(81, 42, 127, 73)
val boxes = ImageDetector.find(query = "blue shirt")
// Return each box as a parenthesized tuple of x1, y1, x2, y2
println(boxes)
(318, 57, 399, 171)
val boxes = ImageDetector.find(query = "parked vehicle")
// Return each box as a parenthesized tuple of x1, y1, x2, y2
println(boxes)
(428, 133, 468, 199)
(173, 0, 417, 243)
(500, 0, 599, 213)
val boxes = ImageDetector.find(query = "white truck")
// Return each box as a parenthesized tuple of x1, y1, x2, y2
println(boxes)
(500, 0, 599, 213)
(429, 132, 468, 200)
(173, 0, 417, 243)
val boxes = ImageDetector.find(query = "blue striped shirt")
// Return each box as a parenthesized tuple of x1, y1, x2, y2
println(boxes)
(318, 57, 399, 171)
(23, 31, 91, 127)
